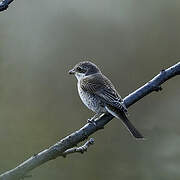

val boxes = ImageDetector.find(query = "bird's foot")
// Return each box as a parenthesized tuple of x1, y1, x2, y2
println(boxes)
(87, 118, 97, 126)
(119, 103, 128, 113)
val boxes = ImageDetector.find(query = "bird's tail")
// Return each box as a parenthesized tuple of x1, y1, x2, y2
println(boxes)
(105, 105, 144, 139)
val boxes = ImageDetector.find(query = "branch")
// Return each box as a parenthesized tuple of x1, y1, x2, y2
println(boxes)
(0, 0, 14, 12)
(0, 62, 179, 180)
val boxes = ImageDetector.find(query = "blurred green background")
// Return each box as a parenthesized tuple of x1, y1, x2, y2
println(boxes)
(0, 0, 180, 179)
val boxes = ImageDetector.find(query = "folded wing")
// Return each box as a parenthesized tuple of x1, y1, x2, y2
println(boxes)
(81, 73, 144, 139)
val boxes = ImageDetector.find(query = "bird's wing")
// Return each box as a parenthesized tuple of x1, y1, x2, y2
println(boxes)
(81, 74, 144, 139)
(81, 74, 127, 112)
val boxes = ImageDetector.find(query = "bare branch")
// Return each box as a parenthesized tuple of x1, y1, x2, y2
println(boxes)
(0, 62, 179, 180)
(123, 62, 180, 107)
(0, 0, 14, 12)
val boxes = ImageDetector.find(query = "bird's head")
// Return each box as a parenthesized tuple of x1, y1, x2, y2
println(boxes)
(68, 61, 100, 80)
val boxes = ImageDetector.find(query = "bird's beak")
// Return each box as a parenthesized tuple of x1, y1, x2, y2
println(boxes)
(68, 69, 75, 75)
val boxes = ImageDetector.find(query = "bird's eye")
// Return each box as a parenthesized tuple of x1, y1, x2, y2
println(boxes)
(77, 67, 83, 72)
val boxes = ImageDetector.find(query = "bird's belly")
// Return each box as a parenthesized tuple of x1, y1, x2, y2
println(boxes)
(78, 86, 102, 113)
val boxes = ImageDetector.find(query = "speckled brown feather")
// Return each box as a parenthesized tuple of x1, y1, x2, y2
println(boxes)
(80, 73, 143, 139)
(80, 73, 127, 111)
(70, 61, 143, 139)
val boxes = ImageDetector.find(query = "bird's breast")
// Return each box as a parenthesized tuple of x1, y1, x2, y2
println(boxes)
(77, 82, 102, 113)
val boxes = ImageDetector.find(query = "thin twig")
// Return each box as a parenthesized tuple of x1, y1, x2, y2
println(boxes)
(0, 0, 14, 12)
(0, 62, 179, 180)
(62, 138, 95, 157)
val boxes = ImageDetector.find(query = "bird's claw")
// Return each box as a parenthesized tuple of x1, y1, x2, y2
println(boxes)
(87, 118, 97, 126)
(119, 103, 128, 112)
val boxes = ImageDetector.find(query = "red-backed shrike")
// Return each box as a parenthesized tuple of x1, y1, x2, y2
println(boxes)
(69, 61, 143, 139)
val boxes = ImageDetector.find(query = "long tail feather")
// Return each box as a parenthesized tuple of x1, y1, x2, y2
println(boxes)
(105, 106, 144, 139)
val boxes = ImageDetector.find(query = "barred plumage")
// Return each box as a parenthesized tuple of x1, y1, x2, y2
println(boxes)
(69, 61, 144, 139)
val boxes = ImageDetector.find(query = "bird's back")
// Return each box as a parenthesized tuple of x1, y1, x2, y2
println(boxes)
(78, 73, 127, 114)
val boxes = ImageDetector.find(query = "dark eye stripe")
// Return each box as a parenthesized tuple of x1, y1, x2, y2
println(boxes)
(77, 67, 82, 71)
(77, 67, 86, 73)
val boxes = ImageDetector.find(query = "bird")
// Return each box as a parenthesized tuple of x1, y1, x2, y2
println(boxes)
(68, 61, 144, 139)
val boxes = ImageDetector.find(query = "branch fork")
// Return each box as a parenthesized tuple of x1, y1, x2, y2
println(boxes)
(62, 138, 95, 157)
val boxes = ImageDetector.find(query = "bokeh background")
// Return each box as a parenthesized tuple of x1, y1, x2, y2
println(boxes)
(0, 0, 180, 179)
